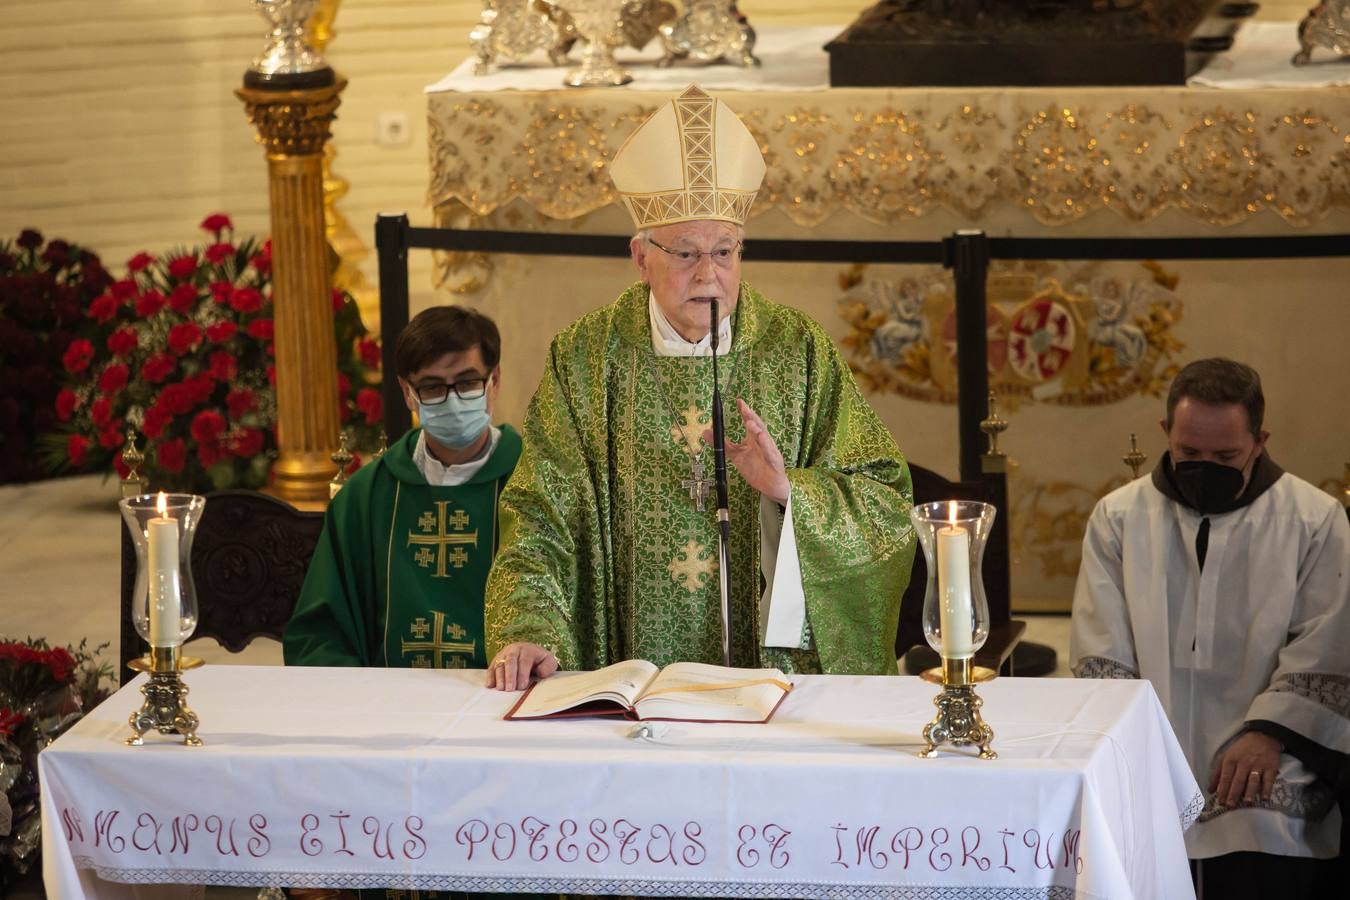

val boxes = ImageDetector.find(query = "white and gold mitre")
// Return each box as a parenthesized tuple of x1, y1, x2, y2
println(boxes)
(609, 85, 765, 230)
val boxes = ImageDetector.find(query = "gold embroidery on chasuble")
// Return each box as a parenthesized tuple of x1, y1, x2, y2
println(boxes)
(400, 610, 476, 669)
(407, 501, 478, 578)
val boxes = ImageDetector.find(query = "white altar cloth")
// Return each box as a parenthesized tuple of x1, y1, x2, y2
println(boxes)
(40, 667, 1200, 899)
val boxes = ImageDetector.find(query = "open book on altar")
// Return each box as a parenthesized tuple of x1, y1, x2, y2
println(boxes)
(505, 660, 793, 723)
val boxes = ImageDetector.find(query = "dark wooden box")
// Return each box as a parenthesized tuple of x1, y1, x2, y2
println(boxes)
(825, 1, 1259, 88)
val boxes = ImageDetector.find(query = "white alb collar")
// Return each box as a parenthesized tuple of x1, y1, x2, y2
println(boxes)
(649, 292, 732, 357)
(413, 426, 501, 487)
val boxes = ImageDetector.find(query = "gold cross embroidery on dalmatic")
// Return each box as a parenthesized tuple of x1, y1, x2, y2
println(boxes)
(407, 501, 478, 578)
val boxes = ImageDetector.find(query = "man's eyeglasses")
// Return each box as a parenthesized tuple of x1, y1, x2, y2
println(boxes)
(646, 237, 742, 270)
(411, 377, 489, 405)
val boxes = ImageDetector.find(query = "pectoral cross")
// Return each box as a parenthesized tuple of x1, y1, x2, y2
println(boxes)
(682, 458, 713, 512)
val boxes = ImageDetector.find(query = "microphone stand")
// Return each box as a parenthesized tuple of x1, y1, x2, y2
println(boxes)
(709, 299, 733, 667)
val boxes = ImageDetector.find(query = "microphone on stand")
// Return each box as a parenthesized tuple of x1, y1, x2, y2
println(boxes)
(709, 298, 733, 667)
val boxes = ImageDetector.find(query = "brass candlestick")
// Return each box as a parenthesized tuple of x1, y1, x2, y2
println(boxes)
(125, 646, 204, 747)
(921, 656, 996, 760)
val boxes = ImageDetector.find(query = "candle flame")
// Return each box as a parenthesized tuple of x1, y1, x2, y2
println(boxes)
(948, 500, 958, 524)
(156, 491, 167, 515)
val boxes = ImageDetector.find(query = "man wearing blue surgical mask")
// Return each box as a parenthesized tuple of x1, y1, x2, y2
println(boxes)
(285, 306, 523, 680)
(1071, 357, 1350, 899)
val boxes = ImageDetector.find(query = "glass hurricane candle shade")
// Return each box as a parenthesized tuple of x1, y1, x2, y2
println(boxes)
(118, 493, 206, 649)
(912, 499, 995, 661)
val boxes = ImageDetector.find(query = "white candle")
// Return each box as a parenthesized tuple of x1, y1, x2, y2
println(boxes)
(936, 502, 974, 659)
(147, 492, 181, 647)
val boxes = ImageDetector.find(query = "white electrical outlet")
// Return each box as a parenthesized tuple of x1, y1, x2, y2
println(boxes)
(375, 111, 411, 146)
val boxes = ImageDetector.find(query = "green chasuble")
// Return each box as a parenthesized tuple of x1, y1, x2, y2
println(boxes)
(285, 426, 521, 669)
(485, 283, 915, 675)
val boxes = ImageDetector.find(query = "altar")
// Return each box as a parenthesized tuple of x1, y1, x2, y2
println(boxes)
(422, 22, 1350, 612)
(41, 666, 1201, 898)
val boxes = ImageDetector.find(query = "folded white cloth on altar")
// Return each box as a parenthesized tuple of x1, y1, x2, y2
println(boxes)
(1190, 21, 1350, 89)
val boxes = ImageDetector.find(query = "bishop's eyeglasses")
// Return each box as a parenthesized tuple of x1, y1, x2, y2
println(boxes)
(412, 377, 489, 405)
(646, 237, 743, 270)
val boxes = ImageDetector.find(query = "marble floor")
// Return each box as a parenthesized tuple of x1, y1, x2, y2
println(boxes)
(0, 474, 1071, 898)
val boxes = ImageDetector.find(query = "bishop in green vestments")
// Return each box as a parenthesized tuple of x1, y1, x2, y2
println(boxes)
(286, 306, 520, 672)
(484, 86, 915, 690)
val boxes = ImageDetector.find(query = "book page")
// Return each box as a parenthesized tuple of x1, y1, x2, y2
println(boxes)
(507, 659, 659, 719)
(633, 662, 792, 723)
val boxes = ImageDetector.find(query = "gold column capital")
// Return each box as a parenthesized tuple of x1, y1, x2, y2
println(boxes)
(236, 78, 347, 158)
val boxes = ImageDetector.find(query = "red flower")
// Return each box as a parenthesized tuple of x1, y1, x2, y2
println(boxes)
(127, 251, 156, 272)
(0, 707, 24, 738)
(185, 374, 215, 405)
(167, 322, 203, 355)
(208, 351, 237, 382)
(142, 352, 177, 384)
(167, 284, 197, 313)
(167, 255, 198, 280)
(107, 327, 138, 358)
(250, 251, 270, 275)
(204, 242, 236, 265)
(337, 372, 351, 396)
(229, 287, 263, 314)
(358, 337, 381, 369)
(356, 388, 383, 425)
(90, 396, 112, 428)
(88, 293, 119, 323)
(142, 403, 171, 439)
(200, 213, 233, 233)
(45, 646, 76, 683)
(266, 364, 276, 385)
(62, 339, 94, 373)
(16, 229, 42, 250)
(97, 364, 129, 395)
(246, 318, 274, 341)
(98, 422, 125, 450)
(226, 387, 257, 419)
(209, 281, 233, 304)
(110, 279, 137, 300)
(197, 441, 224, 469)
(206, 321, 237, 343)
(135, 289, 167, 317)
(156, 437, 186, 473)
(331, 289, 346, 312)
(55, 388, 79, 421)
(113, 454, 131, 480)
(190, 409, 227, 444)
(67, 433, 90, 466)
(158, 383, 195, 416)
(228, 427, 265, 458)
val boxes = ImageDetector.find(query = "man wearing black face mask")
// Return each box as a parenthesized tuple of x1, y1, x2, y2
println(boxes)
(1071, 357, 1350, 899)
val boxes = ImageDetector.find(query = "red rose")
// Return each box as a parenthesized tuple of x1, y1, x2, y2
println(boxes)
(208, 351, 237, 382)
(90, 396, 112, 428)
(88, 293, 119, 323)
(97, 363, 129, 395)
(190, 409, 227, 444)
(204, 242, 235, 265)
(142, 403, 171, 439)
(55, 388, 79, 421)
(167, 284, 197, 313)
(142, 352, 177, 384)
(107, 327, 138, 358)
(167, 322, 202, 355)
(227, 427, 265, 458)
(62, 339, 95, 373)
(229, 287, 263, 314)
(246, 318, 274, 340)
(127, 251, 155, 272)
(110, 279, 137, 300)
(200, 213, 233, 233)
(135, 290, 167, 317)
(206, 321, 237, 343)
(331, 289, 346, 312)
(197, 441, 224, 469)
(67, 433, 89, 466)
(186, 374, 215, 404)
(167, 255, 198, 280)
(356, 387, 383, 425)
(45, 646, 76, 683)
(250, 251, 270, 275)
(358, 337, 381, 369)
(98, 421, 125, 450)
(226, 388, 257, 419)
(156, 437, 186, 473)
(158, 383, 194, 416)
(209, 281, 233, 304)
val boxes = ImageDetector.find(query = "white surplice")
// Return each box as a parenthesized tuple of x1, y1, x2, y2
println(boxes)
(1071, 471, 1350, 859)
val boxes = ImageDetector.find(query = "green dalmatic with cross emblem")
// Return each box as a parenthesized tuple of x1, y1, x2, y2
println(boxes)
(284, 427, 521, 670)
(485, 284, 915, 675)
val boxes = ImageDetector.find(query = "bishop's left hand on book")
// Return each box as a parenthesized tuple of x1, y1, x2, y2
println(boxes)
(504, 660, 792, 723)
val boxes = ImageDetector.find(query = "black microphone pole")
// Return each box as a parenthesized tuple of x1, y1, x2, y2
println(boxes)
(709, 298, 733, 667)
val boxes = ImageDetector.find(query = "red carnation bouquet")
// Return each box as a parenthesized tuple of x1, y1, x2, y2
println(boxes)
(45, 213, 383, 492)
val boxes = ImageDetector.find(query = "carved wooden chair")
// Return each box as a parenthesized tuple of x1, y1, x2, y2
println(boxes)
(119, 489, 325, 684)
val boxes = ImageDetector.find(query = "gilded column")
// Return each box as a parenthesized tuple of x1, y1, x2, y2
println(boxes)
(236, 16, 347, 506)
